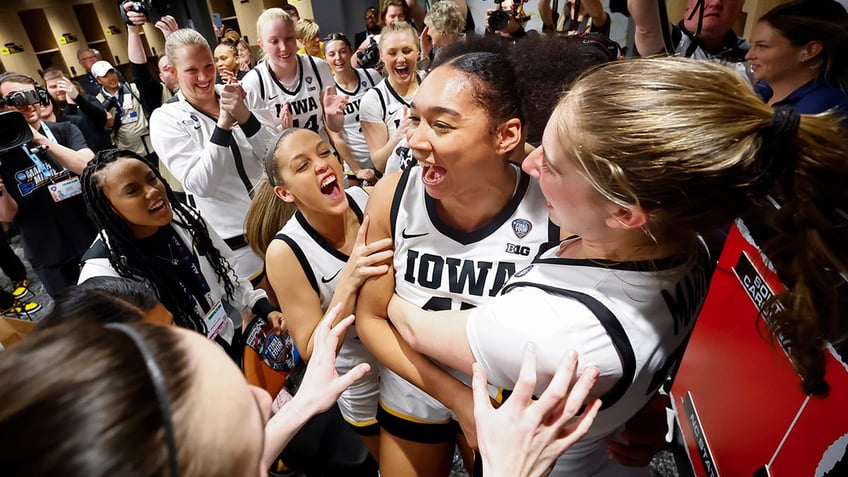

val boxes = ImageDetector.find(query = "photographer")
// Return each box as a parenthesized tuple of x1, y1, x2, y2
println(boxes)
(485, 0, 538, 41)
(43, 69, 113, 153)
(352, 0, 412, 68)
(0, 74, 95, 297)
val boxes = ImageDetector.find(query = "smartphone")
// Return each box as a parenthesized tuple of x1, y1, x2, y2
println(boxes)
(212, 13, 223, 29)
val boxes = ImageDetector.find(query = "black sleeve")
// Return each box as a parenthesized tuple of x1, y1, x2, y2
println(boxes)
(72, 93, 108, 127)
(50, 121, 88, 151)
(131, 61, 164, 113)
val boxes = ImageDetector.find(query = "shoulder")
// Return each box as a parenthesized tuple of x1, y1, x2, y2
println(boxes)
(364, 172, 403, 218)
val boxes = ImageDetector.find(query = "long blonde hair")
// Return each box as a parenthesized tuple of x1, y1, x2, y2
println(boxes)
(558, 57, 848, 395)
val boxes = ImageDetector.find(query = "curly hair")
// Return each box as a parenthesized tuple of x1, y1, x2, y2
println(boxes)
(81, 149, 239, 335)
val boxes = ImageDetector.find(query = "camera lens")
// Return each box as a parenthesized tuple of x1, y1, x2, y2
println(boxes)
(488, 10, 509, 31)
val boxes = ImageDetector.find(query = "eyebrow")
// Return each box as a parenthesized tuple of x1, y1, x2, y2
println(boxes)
(409, 103, 462, 118)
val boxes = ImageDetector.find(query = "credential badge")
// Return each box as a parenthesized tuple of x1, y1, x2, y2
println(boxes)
(512, 218, 532, 239)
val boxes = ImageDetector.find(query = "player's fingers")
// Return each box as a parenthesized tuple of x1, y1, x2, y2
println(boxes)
(472, 362, 495, 416)
(510, 342, 539, 405)
(535, 350, 579, 413)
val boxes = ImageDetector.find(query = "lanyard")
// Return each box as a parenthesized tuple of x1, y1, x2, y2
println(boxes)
(20, 122, 63, 179)
(166, 228, 214, 314)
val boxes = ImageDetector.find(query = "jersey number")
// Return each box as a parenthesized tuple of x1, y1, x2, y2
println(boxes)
(293, 114, 319, 132)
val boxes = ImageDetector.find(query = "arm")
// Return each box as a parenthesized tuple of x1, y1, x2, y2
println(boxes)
(539, 0, 555, 30)
(266, 216, 392, 360)
(583, 0, 609, 29)
(33, 123, 93, 175)
(126, 19, 165, 111)
(359, 91, 412, 173)
(627, 0, 670, 56)
(406, 0, 426, 28)
(356, 174, 479, 442)
(321, 86, 346, 133)
(0, 178, 19, 222)
(475, 345, 601, 477)
(262, 307, 371, 467)
(70, 92, 108, 127)
(150, 90, 272, 197)
(241, 70, 289, 132)
(327, 128, 377, 183)
(388, 294, 476, 373)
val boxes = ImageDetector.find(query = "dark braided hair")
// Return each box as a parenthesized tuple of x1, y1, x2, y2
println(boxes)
(81, 149, 239, 334)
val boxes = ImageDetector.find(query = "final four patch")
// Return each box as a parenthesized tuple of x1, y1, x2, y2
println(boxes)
(512, 219, 532, 239)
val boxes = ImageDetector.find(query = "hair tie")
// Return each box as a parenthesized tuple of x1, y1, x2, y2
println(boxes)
(107, 323, 180, 477)
(768, 106, 801, 137)
(756, 106, 801, 193)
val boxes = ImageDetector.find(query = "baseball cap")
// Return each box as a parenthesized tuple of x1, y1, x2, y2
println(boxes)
(91, 60, 115, 78)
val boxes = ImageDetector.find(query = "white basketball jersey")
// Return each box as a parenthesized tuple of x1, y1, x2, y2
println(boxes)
(468, 238, 712, 476)
(391, 164, 559, 310)
(274, 187, 369, 311)
(242, 54, 335, 143)
(337, 68, 381, 170)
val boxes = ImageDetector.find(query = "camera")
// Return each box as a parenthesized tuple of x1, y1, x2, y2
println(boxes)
(121, 0, 172, 25)
(357, 37, 380, 69)
(0, 111, 34, 155)
(0, 89, 49, 109)
(488, 0, 529, 32)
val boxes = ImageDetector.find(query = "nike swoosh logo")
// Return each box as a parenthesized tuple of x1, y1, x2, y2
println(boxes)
(401, 228, 428, 239)
(321, 269, 341, 283)
(269, 94, 279, 101)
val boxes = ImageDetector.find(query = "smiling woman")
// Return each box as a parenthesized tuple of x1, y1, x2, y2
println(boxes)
(149, 29, 278, 284)
(359, 21, 422, 173)
(78, 149, 283, 358)
(746, 0, 848, 115)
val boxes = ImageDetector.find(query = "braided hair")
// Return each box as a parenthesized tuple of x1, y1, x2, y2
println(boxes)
(81, 149, 239, 334)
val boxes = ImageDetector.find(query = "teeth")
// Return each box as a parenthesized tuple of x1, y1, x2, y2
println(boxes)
(149, 199, 164, 211)
(321, 176, 336, 188)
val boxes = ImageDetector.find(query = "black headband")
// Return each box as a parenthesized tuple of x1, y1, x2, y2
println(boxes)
(107, 323, 179, 477)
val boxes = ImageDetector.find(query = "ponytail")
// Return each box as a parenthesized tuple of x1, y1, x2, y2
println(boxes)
(245, 177, 297, 258)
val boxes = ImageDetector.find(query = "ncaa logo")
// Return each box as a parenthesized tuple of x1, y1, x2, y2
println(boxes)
(512, 219, 532, 239)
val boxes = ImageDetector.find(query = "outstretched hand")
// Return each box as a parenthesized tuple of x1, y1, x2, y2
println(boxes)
(321, 85, 349, 117)
(293, 303, 372, 415)
(474, 345, 601, 477)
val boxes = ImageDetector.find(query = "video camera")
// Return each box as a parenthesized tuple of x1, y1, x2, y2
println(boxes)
(488, 0, 530, 32)
(120, 0, 172, 25)
(0, 88, 50, 110)
(0, 111, 34, 155)
(357, 37, 380, 69)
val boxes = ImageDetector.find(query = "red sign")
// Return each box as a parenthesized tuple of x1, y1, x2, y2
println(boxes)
(671, 221, 848, 477)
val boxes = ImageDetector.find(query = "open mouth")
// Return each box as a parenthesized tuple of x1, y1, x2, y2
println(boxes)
(320, 174, 342, 200)
(421, 165, 446, 187)
(394, 64, 410, 80)
(149, 198, 169, 214)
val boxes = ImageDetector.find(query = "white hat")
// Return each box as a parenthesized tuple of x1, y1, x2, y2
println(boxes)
(91, 60, 115, 78)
